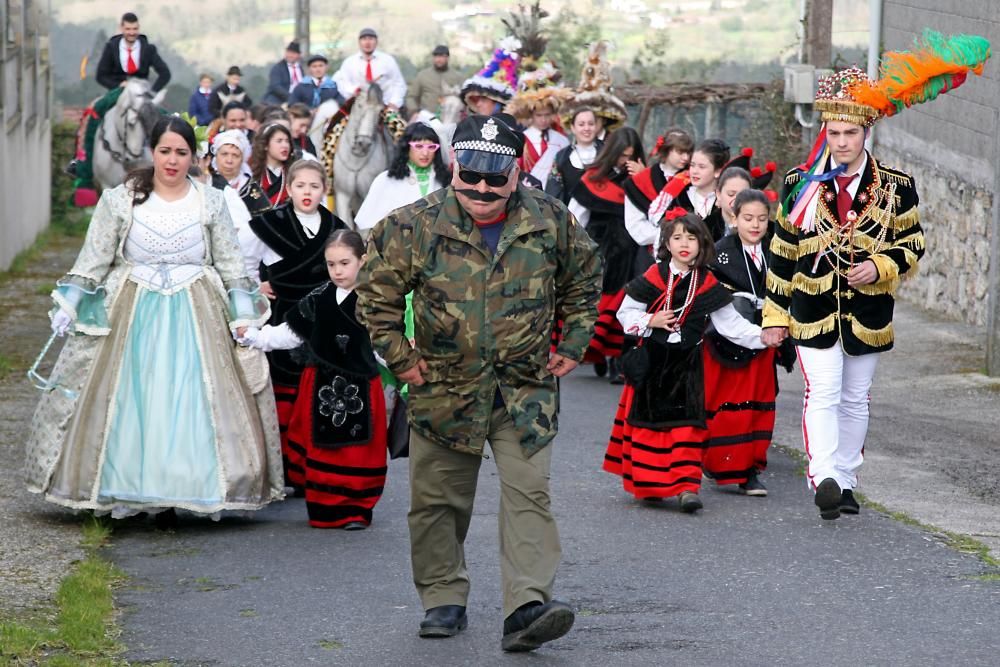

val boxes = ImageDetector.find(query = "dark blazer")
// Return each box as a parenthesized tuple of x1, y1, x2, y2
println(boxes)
(209, 83, 253, 118)
(289, 78, 344, 108)
(263, 60, 302, 105)
(188, 89, 213, 125)
(95, 34, 171, 92)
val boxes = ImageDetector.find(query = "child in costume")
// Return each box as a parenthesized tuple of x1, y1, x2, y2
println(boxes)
(243, 160, 347, 489)
(241, 230, 387, 529)
(702, 189, 795, 496)
(603, 210, 773, 512)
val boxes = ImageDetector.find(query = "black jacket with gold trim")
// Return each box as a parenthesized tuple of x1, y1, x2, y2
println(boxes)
(762, 152, 924, 355)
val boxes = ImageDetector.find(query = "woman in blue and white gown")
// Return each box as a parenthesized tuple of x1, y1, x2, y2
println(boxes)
(25, 116, 283, 518)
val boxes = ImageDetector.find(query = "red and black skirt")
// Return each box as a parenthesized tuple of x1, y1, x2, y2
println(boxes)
(700, 347, 777, 485)
(287, 367, 388, 528)
(603, 384, 707, 499)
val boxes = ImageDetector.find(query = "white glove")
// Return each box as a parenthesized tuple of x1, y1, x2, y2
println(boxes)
(237, 326, 261, 346)
(51, 309, 73, 336)
(243, 324, 302, 352)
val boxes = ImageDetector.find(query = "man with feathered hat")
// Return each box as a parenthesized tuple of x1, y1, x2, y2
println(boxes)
(761, 31, 990, 521)
(506, 60, 573, 184)
(460, 37, 522, 116)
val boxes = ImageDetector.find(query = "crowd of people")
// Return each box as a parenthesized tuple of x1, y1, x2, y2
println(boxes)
(33, 11, 993, 653)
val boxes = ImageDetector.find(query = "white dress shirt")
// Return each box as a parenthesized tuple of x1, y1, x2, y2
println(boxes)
(624, 163, 678, 247)
(119, 39, 141, 72)
(332, 50, 407, 108)
(617, 262, 764, 348)
(287, 62, 303, 92)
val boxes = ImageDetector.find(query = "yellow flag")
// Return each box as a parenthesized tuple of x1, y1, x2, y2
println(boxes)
(79, 55, 88, 80)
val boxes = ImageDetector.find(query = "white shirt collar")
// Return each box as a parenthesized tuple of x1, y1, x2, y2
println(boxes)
(668, 260, 690, 277)
(831, 150, 868, 179)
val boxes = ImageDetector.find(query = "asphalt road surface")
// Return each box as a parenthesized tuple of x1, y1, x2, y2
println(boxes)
(110, 370, 1000, 666)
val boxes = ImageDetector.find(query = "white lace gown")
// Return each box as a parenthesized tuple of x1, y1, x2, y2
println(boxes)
(25, 181, 284, 516)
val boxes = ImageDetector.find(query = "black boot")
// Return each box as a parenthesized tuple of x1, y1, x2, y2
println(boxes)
(153, 508, 178, 530)
(593, 359, 608, 377)
(418, 605, 467, 638)
(608, 357, 624, 385)
(840, 489, 860, 514)
(502, 600, 575, 652)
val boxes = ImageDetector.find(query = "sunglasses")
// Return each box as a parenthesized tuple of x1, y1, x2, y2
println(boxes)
(409, 141, 440, 152)
(458, 168, 511, 188)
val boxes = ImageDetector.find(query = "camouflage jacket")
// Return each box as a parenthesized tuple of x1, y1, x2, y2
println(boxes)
(356, 185, 601, 456)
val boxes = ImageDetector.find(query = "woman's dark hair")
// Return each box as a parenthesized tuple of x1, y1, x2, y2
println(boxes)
(249, 123, 295, 182)
(732, 188, 771, 217)
(590, 127, 645, 181)
(126, 116, 197, 205)
(653, 128, 694, 160)
(387, 122, 450, 187)
(716, 166, 752, 192)
(222, 101, 247, 118)
(694, 138, 730, 171)
(325, 229, 366, 259)
(656, 212, 717, 267)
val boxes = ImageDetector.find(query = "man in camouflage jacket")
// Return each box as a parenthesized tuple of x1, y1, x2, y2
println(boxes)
(357, 115, 600, 651)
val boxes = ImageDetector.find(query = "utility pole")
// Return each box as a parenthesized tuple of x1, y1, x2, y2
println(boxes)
(295, 0, 310, 57)
(803, 0, 833, 69)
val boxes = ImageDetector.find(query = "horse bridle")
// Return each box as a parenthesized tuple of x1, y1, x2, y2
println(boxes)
(102, 88, 156, 164)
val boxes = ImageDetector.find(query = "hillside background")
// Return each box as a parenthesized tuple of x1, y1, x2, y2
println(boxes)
(52, 0, 869, 110)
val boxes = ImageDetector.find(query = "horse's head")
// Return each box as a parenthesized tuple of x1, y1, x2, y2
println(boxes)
(119, 79, 156, 159)
(350, 84, 385, 156)
(438, 86, 464, 125)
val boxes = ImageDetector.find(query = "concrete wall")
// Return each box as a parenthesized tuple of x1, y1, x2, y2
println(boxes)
(876, 2, 999, 326)
(1, 1, 52, 271)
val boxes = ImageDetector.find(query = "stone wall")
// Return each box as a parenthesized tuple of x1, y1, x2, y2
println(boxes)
(877, 1, 1000, 327)
(876, 126, 994, 326)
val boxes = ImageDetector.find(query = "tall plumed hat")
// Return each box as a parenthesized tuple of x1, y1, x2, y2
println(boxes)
(505, 60, 573, 119)
(562, 41, 628, 131)
(460, 37, 521, 108)
(784, 30, 990, 230)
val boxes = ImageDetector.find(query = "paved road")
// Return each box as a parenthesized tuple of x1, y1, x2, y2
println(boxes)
(110, 370, 1000, 666)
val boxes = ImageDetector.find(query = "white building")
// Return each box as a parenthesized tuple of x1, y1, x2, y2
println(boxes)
(1, 1, 52, 271)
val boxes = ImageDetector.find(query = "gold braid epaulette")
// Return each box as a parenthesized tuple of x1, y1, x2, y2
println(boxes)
(784, 171, 802, 186)
(876, 166, 913, 187)
(855, 277, 900, 296)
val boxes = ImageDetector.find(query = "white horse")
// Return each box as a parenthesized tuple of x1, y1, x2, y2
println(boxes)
(308, 98, 341, 155)
(333, 84, 392, 228)
(92, 79, 160, 190)
(410, 84, 463, 165)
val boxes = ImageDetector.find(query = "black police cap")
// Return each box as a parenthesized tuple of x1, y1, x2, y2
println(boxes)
(452, 114, 524, 174)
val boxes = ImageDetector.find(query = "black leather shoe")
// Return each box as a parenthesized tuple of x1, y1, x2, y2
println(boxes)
(814, 478, 841, 520)
(593, 360, 608, 377)
(840, 489, 860, 514)
(64, 159, 79, 177)
(418, 605, 467, 638)
(739, 470, 767, 497)
(502, 601, 574, 652)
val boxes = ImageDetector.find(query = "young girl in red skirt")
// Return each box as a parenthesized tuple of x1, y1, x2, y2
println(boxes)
(242, 230, 387, 529)
(702, 190, 795, 497)
(603, 210, 773, 513)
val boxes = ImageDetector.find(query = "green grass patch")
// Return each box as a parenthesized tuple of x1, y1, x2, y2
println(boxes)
(0, 515, 126, 665)
(0, 353, 13, 380)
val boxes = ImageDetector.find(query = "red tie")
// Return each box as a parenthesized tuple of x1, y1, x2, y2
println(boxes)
(835, 174, 858, 225)
(126, 46, 138, 74)
(540, 130, 548, 155)
(365, 58, 373, 82)
(291, 65, 300, 84)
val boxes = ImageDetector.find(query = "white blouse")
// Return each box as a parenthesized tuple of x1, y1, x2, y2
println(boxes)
(617, 263, 764, 349)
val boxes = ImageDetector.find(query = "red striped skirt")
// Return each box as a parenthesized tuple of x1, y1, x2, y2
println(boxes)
(603, 384, 706, 499)
(701, 347, 776, 485)
(287, 368, 388, 528)
(273, 382, 301, 487)
(584, 290, 626, 363)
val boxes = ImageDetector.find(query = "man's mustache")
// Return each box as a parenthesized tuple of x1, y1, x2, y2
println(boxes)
(456, 189, 505, 202)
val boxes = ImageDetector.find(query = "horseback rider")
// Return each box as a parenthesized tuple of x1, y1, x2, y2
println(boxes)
(70, 12, 171, 206)
(332, 28, 407, 111)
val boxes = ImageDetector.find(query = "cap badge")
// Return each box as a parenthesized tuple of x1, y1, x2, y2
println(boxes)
(481, 118, 499, 142)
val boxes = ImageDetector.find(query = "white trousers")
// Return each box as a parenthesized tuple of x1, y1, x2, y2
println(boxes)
(797, 343, 880, 491)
